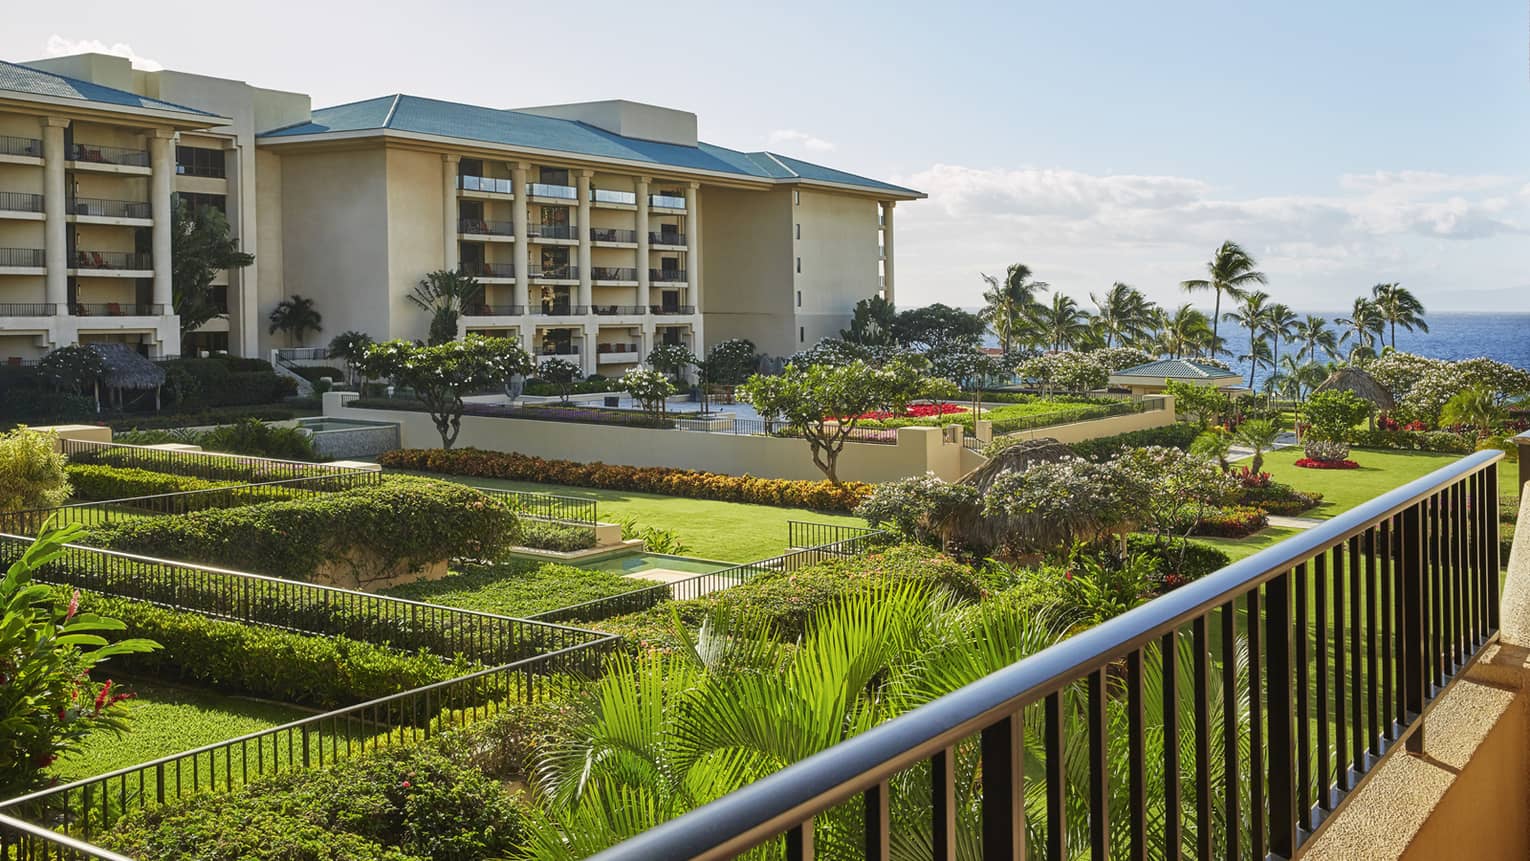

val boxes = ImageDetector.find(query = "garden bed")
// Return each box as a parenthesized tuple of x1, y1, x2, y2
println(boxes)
(379, 559, 666, 618)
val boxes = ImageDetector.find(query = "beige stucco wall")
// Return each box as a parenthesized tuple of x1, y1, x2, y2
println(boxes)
(985, 396, 1175, 446)
(385, 147, 446, 343)
(793, 188, 881, 349)
(700, 186, 795, 355)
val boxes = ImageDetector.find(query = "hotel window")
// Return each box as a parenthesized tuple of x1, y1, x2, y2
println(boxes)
(175, 145, 226, 178)
(796, 257, 801, 274)
(796, 290, 802, 308)
(799, 326, 805, 343)
(795, 223, 801, 239)
(794, 190, 800, 205)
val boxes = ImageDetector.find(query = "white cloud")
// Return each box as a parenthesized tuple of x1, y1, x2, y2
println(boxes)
(767, 129, 835, 153)
(44, 36, 163, 71)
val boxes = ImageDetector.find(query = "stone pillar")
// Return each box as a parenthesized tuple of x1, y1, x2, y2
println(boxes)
(41, 118, 68, 314)
(576, 169, 592, 310)
(442, 154, 460, 271)
(510, 162, 529, 311)
(636, 176, 651, 313)
(881, 201, 895, 304)
(149, 130, 175, 311)
(640, 319, 655, 362)
(581, 320, 599, 377)
(686, 181, 700, 315)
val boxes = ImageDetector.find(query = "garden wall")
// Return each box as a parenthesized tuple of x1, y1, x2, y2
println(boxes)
(988, 394, 1175, 446)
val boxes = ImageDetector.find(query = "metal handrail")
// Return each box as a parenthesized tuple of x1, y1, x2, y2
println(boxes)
(0, 136, 43, 159)
(0, 813, 133, 861)
(528, 223, 578, 240)
(464, 303, 526, 316)
(649, 268, 687, 283)
(462, 261, 515, 278)
(529, 266, 579, 281)
(591, 305, 648, 315)
(0, 191, 43, 212)
(591, 188, 637, 205)
(458, 174, 514, 194)
(0, 302, 56, 316)
(61, 439, 372, 480)
(458, 218, 514, 235)
(649, 193, 687, 209)
(648, 230, 686, 246)
(590, 266, 638, 281)
(0, 248, 44, 267)
(527, 182, 578, 200)
(69, 197, 151, 219)
(591, 450, 1505, 860)
(476, 486, 598, 525)
(71, 303, 162, 316)
(71, 250, 152, 271)
(68, 143, 150, 167)
(650, 304, 696, 315)
(590, 227, 638, 243)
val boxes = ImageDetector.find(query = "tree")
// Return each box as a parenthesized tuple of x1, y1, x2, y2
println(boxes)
(1016, 352, 1107, 396)
(268, 295, 323, 345)
(0, 428, 71, 515)
(407, 270, 481, 345)
(1223, 290, 1272, 388)
(645, 343, 698, 383)
(1293, 314, 1338, 365)
(619, 367, 676, 421)
(1, 525, 159, 797)
(1303, 390, 1370, 442)
(1164, 379, 1228, 430)
(1114, 446, 1240, 567)
(892, 303, 986, 353)
(1153, 303, 1215, 359)
(37, 345, 103, 400)
(1265, 303, 1298, 385)
(170, 196, 254, 338)
(840, 295, 897, 346)
(1439, 386, 1504, 438)
(1091, 282, 1156, 348)
(1031, 292, 1092, 351)
(1371, 282, 1428, 350)
(1336, 297, 1384, 361)
(1180, 240, 1267, 359)
(1232, 418, 1281, 473)
(979, 264, 1049, 357)
(537, 358, 582, 404)
(327, 331, 374, 387)
(702, 339, 759, 386)
(358, 335, 532, 448)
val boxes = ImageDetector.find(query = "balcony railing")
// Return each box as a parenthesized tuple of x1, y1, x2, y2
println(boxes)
(0, 135, 43, 158)
(531, 303, 588, 316)
(649, 230, 686, 246)
(464, 303, 526, 316)
(536, 343, 581, 355)
(529, 265, 579, 281)
(650, 268, 687, 283)
(651, 304, 696, 315)
(72, 303, 164, 316)
(0, 302, 56, 316)
(459, 218, 514, 236)
(590, 227, 637, 243)
(591, 188, 637, 205)
(458, 175, 514, 195)
(590, 266, 638, 282)
(597, 342, 640, 355)
(589, 450, 1505, 861)
(68, 143, 150, 167)
(69, 197, 152, 219)
(0, 191, 43, 213)
(0, 248, 44, 268)
(73, 250, 152, 271)
(649, 193, 687, 209)
(591, 305, 648, 315)
(529, 223, 578, 241)
(460, 261, 515, 278)
(528, 182, 578, 200)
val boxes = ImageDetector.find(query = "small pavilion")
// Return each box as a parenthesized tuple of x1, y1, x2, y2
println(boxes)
(1107, 359, 1243, 396)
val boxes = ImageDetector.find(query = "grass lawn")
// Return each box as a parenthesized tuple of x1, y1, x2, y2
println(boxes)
(51, 678, 312, 783)
(398, 472, 864, 562)
(381, 560, 654, 617)
(1261, 447, 1465, 518)
(1194, 525, 1306, 562)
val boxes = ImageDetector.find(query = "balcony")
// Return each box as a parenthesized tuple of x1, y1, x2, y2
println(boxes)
(649, 193, 687, 210)
(591, 305, 647, 315)
(460, 261, 515, 279)
(458, 218, 514, 237)
(529, 265, 579, 282)
(464, 303, 526, 317)
(591, 188, 637, 206)
(0, 135, 43, 159)
(68, 142, 150, 168)
(590, 266, 638, 282)
(527, 182, 578, 201)
(72, 250, 152, 271)
(650, 268, 687, 283)
(650, 304, 696, 316)
(535, 342, 581, 355)
(69, 197, 152, 220)
(0, 191, 43, 214)
(596, 342, 641, 363)
(0, 247, 44, 269)
(528, 223, 578, 241)
(458, 175, 514, 195)
(0, 302, 56, 316)
(590, 227, 637, 244)
(530, 303, 587, 316)
(72, 302, 164, 316)
(649, 230, 686, 247)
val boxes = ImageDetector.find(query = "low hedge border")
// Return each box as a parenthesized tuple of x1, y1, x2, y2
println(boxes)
(64, 463, 235, 501)
(518, 520, 597, 552)
(380, 448, 872, 512)
(1346, 429, 1475, 454)
(1180, 505, 1270, 538)
(1238, 482, 1323, 516)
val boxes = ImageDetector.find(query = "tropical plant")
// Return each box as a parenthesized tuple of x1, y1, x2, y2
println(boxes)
(1371, 282, 1428, 350)
(1439, 386, 1504, 438)
(1113, 445, 1240, 563)
(983, 457, 1138, 553)
(359, 336, 533, 448)
(1336, 297, 1384, 361)
(1180, 240, 1267, 359)
(536, 358, 582, 404)
(170, 196, 255, 336)
(1265, 303, 1298, 382)
(1164, 379, 1228, 430)
(891, 303, 987, 353)
(1302, 390, 1371, 442)
(1091, 282, 1156, 348)
(1015, 352, 1108, 396)
(840, 295, 897, 346)
(1153, 303, 1216, 359)
(1031, 292, 1092, 351)
(1293, 314, 1339, 365)
(37, 345, 104, 398)
(267, 295, 323, 344)
(0, 428, 71, 515)
(0, 524, 159, 798)
(1232, 418, 1281, 473)
(407, 269, 482, 345)
(978, 264, 1049, 357)
(1221, 290, 1272, 388)
(619, 367, 677, 421)
(855, 474, 978, 546)
(326, 330, 374, 386)
(701, 339, 759, 386)
(1191, 429, 1234, 472)
(644, 343, 698, 383)
(1239, 337, 1273, 392)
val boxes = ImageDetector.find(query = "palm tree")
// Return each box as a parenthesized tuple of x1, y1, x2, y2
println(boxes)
(1371, 282, 1428, 349)
(1293, 315, 1338, 365)
(1233, 418, 1281, 473)
(407, 269, 481, 345)
(1223, 291, 1272, 388)
(1239, 335, 1273, 390)
(979, 264, 1049, 357)
(1277, 355, 1327, 402)
(1264, 303, 1298, 385)
(1154, 304, 1214, 359)
(1090, 282, 1155, 348)
(1336, 297, 1385, 361)
(267, 295, 323, 345)
(1033, 292, 1092, 351)
(1439, 386, 1503, 438)
(1180, 240, 1267, 359)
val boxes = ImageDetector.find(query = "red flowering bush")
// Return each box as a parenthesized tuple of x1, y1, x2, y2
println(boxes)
(1235, 467, 1273, 488)
(1172, 505, 1270, 538)
(1295, 458, 1360, 469)
(845, 402, 967, 421)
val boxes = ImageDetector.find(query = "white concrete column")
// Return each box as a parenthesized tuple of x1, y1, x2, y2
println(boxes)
(442, 154, 460, 272)
(581, 320, 599, 377)
(41, 118, 68, 314)
(640, 319, 655, 361)
(881, 201, 895, 304)
(149, 130, 175, 311)
(576, 169, 593, 311)
(686, 181, 700, 315)
(510, 162, 529, 311)
(635, 176, 651, 312)
(519, 321, 537, 359)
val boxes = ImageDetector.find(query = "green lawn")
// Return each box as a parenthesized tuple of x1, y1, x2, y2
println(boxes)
(52, 678, 312, 783)
(399, 473, 864, 562)
(381, 560, 654, 617)
(1260, 447, 1465, 518)
(1194, 525, 1306, 562)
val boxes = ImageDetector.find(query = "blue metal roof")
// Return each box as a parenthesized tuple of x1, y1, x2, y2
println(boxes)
(1111, 359, 1242, 380)
(0, 60, 220, 118)
(259, 94, 919, 196)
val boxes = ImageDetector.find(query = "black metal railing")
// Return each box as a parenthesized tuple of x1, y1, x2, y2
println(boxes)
(0, 813, 130, 861)
(590, 227, 637, 243)
(72, 250, 151, 271)
(535, 343, 582, 355)
(464, 303, 525, 316)
(68, 143, 150, 168)
(785, 520, 885, 550)
(0, 247, 44, 267)
(458, 218, 514, 236)
(651, 304, 696, 315)
(60, 439, 373, 482)
(528, 223, 578, 241)
(0, 136, 43, 158)
(650, 268, 687, 282)
(70, 303, 162, 317)
(590, 266, 637, 281)
(591, 189, 637, 205)
(476, 487, 598, 525)
(649, 231, 686, 246)
(529, 266, 579, 281)
(0, 190, 43, 212)
(596, 343, 640, 358)
(461, 261, 515, 278)
(531, 303, 587, 317)
(69, 197, 151, 219)
(458, 175, 515, 194)
(0, 302, 56, 316)
(591, 305, 647, 315)
(589, 450, 1505, 861)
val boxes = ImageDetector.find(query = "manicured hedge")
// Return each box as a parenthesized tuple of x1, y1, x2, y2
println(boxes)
(87, 476, 517, 581)
(381, 448, 872, 512)
(1238, 482, 1323, 516)
(74, 591, 466, 709)
(159, 357, 297, 408)
(106, 405, 305, 431)
(381, 560, 662, 619)
(1179, 505, 1270, 538)
(1347, 429, 1475, 454)
(1064, 422, 1201, 462)
(64, 463, 232, 500)
(518, 520, 597, 552)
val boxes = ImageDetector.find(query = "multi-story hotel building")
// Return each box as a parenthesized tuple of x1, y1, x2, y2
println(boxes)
(0, 53, 921, 372)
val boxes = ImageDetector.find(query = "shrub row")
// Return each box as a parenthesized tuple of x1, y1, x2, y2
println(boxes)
(87, 476, 517, 581)
(1238, 482, 1323, 516)
(106, 405, 303, 431)
(115, 418, 319, 462)
(381, 448, 872, 512)
(159, 357, 297, 409)
(381, 560, 662, 619)
(74, 591, 466, 710)
(1347, 428, 1475, 454)
(1124, 534, 1232, 584)
(1064, 422, 1201, 461)
(1180, 505, 1270, 538)
(64, 463, 232, 501)
(517, 520, 598, 552)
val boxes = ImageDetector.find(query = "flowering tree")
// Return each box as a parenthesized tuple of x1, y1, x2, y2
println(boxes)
(1404, 357, 1530, 423)
(982, 457, 1136, 553)
(537, 358, 582, 404)
(855, 474, 978, 545)
(620, 367, 676, 422)
(1015, 352, 1108, 396)
(1113, 446, 1239, 549)
(360, 335, 532, 449)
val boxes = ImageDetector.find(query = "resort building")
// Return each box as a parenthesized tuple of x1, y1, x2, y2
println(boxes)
(1108, 358, 1245, 396)
(0, 53, 921, 372)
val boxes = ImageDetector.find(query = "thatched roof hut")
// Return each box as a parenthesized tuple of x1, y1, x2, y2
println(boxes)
(1314, 367, 1395, 412)
(942, 437, 1077, 555)
(87, 343, 166, 410)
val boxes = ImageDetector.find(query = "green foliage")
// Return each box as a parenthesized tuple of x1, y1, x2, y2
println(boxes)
(1232, 418, 1281, 473)
(1, 526, 159, 797)
(1123, 533, 1231, 584)
(105, 404, 304, 432)
(1062, 421, 1200, 462)
(983, 458, 1137, 552)
(171, 196, 254, 335)
(701, 338, 759, 387)
(1346, 428, 1475, 454)
(408, 270, 481, 345)
(620, 366, 677, 419)
(73, 591, 464, 710)
(361, 336, 534, 448)
(381, 560, 659, 618)
(840, 294, 897, 345)
(327, 330, 375, 386)
(855, 474, 978, 545)
(116, 418, 319, 461)
(64, 463, 231, 500)
(616, 516, 691, 554)
(0, 427, 71, 514)
(643, 343, 697, 380)
(0, 390, 95, 427)
(1303, 390, 1371, 441)
(157, 356, 296, 408)
(1014, 351, 1108, 395)
(535, 358, 582, 403)
(268, 294, 323, 343)
(892, 302, 986, 353)
(1238, 482, 1323, 516)
(1190, 429, 1233, 471)
(88, 476, 516, 581)
(518, 520, 597, 552)
(1439, 386, 1505, 437)
(38, 345, 104, 396)
(101, 742, 521, 861)
(1164, 379, 1228, 429)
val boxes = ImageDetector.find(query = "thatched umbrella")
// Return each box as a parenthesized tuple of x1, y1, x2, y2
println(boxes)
(941, 437, 1076, 554)
(1313, 366, 1394, 430)
(87, 343, 166, 411)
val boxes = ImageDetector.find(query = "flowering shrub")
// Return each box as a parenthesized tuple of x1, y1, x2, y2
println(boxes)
(1296, 457, 1360, 469)
(849, 402, 967, 421)
(1176, 505, 1270, 538)
(1235, 467, 1272, 488)
(855, 474, 978, 545)
(1377, 415, 1430, 432)
(1347, 428, 1474, 454)
(380, 448, 872, 511)
(1239, 482, 1323, 515)
(1303, 439, 1352, 463)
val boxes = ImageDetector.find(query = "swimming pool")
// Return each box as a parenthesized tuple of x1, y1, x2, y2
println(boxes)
(579, 553, 732, 576)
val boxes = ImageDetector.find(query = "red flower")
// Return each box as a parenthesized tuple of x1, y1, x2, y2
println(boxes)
(400, 780, 412, 789)
(66, 590, 79, 621)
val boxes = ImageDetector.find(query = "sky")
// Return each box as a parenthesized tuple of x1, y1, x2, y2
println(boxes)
(5, 1, 1528, 314)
